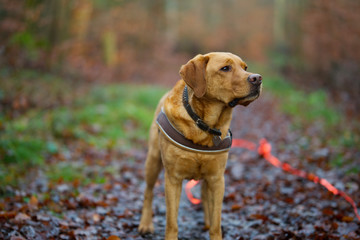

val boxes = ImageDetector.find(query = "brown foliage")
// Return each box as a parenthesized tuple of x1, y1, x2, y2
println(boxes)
(2, 0, 359, 111)
(0, 0, 273, 84)
(284, 0, 360, 112)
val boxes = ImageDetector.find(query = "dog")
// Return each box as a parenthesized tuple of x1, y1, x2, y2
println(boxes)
(138, 52, 262, 240)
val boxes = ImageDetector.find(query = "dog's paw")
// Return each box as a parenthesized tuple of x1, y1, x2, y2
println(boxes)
(138, 222, 154, 234)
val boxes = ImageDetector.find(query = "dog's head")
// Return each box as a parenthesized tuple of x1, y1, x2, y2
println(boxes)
(179, 52, 262, 107)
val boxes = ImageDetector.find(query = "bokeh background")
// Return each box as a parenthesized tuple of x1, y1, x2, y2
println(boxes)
(1, 0, 360, 106)
(1, 1, 360, 239)
(2, 0, 360, 192)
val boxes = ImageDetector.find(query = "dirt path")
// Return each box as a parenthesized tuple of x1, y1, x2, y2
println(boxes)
(1, 93, 359, 240)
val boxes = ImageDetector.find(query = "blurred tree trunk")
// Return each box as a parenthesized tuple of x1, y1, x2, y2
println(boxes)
(46, 0, 71, 69)
(70, 0, 93, 54)
(143, 0, 166, 47)
(273, 0, 287, 51)
(143, 0, 165, 58)
(286, 0, 307, 65)
(102, 30, 117, 68)
(203, 0, 220, 32)
(47, 0, 69, 47)
(274, 0, 307, 68)
(165, 0, 178, 45)
(147, 0, 166, 33)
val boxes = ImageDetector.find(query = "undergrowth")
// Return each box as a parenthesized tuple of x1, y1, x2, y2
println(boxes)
(0, 69, 168, 188)
(1, 66, 359, 189)
(264, 76, 340, 127)
(257, 63, 359, 172)
(264, 72, 358, 141)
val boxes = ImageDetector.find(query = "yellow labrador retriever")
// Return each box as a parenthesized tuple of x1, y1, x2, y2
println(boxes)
(138, 52, 262, 240)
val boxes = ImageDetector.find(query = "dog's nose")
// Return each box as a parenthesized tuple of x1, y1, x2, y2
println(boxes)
(247, 74, 262, 86)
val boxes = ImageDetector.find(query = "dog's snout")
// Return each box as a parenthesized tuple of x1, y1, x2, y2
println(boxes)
(247, 74, 262, 86)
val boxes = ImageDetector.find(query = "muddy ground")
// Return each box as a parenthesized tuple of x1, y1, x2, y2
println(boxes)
(1, 93, 359, 240)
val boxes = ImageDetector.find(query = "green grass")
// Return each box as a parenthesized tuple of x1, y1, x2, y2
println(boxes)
(250, 61, 341, 128)
(53, 84, 167, 148)
(255, 63, 359, 173)
(47, 162, 87, 183)
(262, 69, 359, 149)
(263, 75, 340, 127)
(2, 84, 167, 150)
(0, 70, 168, 187)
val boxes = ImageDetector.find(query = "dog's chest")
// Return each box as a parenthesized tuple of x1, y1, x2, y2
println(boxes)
(170, 153, 228, 181)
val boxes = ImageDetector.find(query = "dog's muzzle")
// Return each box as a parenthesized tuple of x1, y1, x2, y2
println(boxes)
(228, 74, 262, 108)
(228, 89, 261, 108)
(228, 98, 242, 108)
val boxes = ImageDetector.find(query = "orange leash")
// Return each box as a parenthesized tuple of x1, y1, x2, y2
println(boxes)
(185, 138, 360, 221)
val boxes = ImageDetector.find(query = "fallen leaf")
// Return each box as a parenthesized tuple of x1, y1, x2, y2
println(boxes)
(341, 216, 354, 222)
(107, 236, 121, 240)
(0, 211, 17, 219)
(224, 192, 236, 202)
(29, 195, 38, 210)
(322, 207, 334, 216)
(92, 213, 101, 222)
(14, 213, 31, 222)
(250, 214, 269, 222)
(231, 204, 242, 211)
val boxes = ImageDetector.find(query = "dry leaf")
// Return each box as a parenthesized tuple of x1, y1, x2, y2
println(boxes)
(14, 212, 30, 222)
(29, 195, 38, 210)
(106, 236, 121, 240)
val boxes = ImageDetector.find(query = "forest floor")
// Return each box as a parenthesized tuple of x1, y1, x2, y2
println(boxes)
(0, 69, 360, 240)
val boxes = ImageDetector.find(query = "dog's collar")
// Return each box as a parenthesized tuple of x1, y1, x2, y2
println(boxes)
(228, 98, 241, 108)
(156, 108, 232, 154)
(182, 85, 222, 138)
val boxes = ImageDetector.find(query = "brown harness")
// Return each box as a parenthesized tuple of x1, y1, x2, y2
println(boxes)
(156, 108, 232, 154)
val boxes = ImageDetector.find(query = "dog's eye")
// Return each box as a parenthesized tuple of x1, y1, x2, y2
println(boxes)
(220, 66, 231, 72)
(244, 66, 248, 71)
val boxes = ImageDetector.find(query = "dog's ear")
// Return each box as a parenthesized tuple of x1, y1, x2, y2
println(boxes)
(179, 54, 209, 98)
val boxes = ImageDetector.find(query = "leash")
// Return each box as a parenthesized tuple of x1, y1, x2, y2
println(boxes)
(185, 138, 360, 222)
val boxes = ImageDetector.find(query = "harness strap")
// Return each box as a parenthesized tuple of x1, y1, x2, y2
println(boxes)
(156, 109, 232, 154)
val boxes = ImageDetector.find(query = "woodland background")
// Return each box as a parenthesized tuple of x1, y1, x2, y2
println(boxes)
(1, 0, 360, 106)
(0, 0, 360, 239)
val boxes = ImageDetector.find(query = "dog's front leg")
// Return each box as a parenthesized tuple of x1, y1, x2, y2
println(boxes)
(207, 176, 224, 240)
(164, 172, 182, 240)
